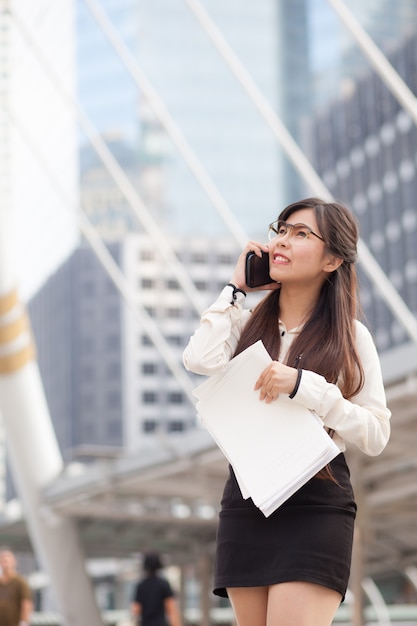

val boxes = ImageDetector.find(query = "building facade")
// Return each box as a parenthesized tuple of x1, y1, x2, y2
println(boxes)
(76, 0, 281, 238)
(28, 235, 240, 458)
(302, 31, 417, 353)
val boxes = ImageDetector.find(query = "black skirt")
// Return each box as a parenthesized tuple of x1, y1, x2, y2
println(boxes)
(213, 453, 356, 599)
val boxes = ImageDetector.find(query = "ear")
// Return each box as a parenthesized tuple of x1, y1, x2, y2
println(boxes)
(323, 254, 343, 274)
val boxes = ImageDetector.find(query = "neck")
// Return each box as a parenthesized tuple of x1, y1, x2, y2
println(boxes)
(278, 283, 320, 330)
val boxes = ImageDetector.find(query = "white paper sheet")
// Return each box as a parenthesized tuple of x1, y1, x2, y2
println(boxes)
(193, 340, 340, 516)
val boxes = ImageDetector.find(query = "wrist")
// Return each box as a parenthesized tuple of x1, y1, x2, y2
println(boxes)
(227, 283, 246, 295)
(289, 368, 302, 399)
(227, 283, 247, 304)
(228, 279, 246, 291)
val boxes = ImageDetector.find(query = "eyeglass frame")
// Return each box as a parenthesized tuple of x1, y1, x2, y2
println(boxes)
(268, 220, 325, 243)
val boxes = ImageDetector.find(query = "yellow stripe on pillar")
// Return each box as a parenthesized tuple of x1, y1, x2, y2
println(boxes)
(0, 312, 29, 344)
(0, 343, 36, 374)
(0, 290, 18, 315)
(0, 291, 36, 373)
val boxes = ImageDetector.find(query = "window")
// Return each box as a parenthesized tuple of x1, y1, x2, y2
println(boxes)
(167, 421, 185, 432)
(142, 362, 156, 375)
(141, 335, 152, 346)
(140, 249, 155, 261)
(141, 278, 154, 289)
(218, 253, 234, 264)
(191, 252, 207, 264)
(168, 392, 184, 405)
(166, 307, 182, 319)
(143, 391, 157, 404)
(167, 335, 183, 346)
(166, 279, 180, 290)
(143, 419, 157, 433)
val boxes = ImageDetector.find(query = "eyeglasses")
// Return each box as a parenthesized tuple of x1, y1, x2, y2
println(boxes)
(268, 220, 325, 243)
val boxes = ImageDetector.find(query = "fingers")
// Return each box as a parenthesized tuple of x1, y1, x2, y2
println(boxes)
(230, 241, 270, 293)
(245, 241, 269, 257)
(254, 364, 278, 402)
(253, 364, 269, 390)
(259, 388, 278, 403)
(254, 362, 297, 402)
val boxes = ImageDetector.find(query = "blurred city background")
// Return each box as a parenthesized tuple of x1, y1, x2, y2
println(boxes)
(1, 0, 417, 624)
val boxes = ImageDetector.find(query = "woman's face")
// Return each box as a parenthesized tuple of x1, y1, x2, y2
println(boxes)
(268, 208, 336, 287)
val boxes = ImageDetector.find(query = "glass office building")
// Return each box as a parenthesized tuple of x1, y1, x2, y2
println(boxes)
(302, 30, 417, 353)
(76, 0, 281, 239)
(76, 1, 417, 237)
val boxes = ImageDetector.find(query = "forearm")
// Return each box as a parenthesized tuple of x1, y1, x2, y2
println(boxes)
(183, 285, 249, 375)
(131, 602, 141, 617)
(19, 599, 32, 624)
(165, 598, 182, 626)
(292, 369, 390, 456)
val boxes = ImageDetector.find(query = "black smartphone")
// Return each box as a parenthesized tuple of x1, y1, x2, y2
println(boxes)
(245, 251, 275, 288)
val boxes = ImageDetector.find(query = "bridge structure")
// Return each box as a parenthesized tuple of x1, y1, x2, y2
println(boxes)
(0, 1, 417, 626)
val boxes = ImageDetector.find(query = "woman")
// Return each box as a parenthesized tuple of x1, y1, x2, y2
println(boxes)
(183, 198, 391, 626)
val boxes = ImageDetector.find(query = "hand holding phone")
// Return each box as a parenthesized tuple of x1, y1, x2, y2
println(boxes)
(245, 251, 276, 288)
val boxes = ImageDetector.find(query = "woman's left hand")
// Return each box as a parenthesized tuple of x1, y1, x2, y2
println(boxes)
(254, 361, 298, 403)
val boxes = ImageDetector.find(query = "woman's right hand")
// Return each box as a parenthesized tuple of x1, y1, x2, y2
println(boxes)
(229, 241, 280, 292)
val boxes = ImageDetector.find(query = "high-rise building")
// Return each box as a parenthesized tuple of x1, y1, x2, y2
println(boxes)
(276, 0, 417, 201)
(302, 30, 417, 353)
(76, 1, 417, 235)
(28, 235, 241, 457)
(76, 0, 281, 239)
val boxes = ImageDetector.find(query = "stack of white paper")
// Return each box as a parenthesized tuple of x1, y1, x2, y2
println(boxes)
(193, 340, 340, 517)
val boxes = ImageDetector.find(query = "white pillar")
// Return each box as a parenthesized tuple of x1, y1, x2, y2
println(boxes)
(0, 265, 105, 626)
(198, 552, 211, 626)
(0, 7, 103, 620)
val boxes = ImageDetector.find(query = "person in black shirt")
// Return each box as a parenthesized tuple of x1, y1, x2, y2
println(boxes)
(131, 552, 182, 626)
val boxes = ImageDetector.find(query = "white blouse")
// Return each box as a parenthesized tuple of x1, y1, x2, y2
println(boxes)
(183, 285, 391, 457)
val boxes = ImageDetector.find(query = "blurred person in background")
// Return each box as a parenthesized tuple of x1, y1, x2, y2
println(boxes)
(131, 552, 182, 626)
(0, 548, 32, 626)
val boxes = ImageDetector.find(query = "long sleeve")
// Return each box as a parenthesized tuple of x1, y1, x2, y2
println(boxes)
(183, 285, 251, 376)
(292, 320, 391, 456)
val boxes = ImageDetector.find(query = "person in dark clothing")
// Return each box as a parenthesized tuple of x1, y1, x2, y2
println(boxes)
(131, 553, 182, 626)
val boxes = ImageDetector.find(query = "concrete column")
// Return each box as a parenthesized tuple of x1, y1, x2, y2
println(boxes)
(198, 551, 212, 626)
(0, 8, 103, 618)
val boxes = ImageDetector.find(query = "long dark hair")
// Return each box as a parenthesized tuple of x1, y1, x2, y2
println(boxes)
(234, 199, 363, 480)
(234, 198, 363, 399)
